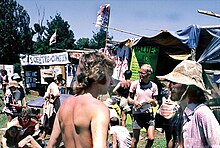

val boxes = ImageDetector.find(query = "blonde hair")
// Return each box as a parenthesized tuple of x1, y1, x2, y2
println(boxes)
(141, 64, 153, 74)
(73, 52, 115, 95)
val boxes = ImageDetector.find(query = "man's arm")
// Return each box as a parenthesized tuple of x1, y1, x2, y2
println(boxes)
(47, 112, 62, 148)
(91, 104, 110, 148)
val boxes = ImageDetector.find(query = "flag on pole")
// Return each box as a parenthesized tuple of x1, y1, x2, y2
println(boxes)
(95, 4, 110, 30)
(49, 31, 56, 46)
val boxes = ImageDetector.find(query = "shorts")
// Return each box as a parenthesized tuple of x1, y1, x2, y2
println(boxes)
(132, 113, 155, 130)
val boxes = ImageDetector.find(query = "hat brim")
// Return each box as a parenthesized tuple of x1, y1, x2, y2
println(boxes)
(157, 72, 208, 93)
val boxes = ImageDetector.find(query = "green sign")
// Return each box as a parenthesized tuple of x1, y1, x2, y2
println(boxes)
(130, 46, 159, 81)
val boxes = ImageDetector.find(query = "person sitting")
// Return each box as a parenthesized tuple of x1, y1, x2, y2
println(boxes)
(109, 116, 132, 148)
(11, 73, 27, 108)
(1, 125, 42, 148)
(2, 81, 22, 124)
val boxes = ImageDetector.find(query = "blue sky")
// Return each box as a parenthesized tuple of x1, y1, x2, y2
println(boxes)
(17, 0, 220, 41)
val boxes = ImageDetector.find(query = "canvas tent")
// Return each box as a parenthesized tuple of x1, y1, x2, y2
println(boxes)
(118, 24, 220, 121)
(116, 24, 220, 103)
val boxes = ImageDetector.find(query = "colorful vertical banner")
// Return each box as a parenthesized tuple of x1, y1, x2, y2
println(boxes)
(130, 46, 159, 81)
(95, 4, 110, 30)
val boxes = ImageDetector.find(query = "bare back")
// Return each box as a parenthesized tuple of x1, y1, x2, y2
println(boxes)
(48, 93, 110, 148)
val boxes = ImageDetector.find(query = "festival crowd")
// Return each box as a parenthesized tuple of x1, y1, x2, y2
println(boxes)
(0, 51, 220, 148)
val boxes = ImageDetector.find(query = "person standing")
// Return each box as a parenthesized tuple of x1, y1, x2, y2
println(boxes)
(157, 60, 220, 147)
(47, 52, 115, 148)
(128, 64, 158, 148)
(39, 70, 61, 140)
(1, 69, 9, 96)
(113, 70, 133, 127)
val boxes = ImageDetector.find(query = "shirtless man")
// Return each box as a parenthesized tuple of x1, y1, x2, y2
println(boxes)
(47, 52, 115, 148)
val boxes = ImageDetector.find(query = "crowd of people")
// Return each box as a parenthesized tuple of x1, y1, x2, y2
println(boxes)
(1, 52, 220, 148)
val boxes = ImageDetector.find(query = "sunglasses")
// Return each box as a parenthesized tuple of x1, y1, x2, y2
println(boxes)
(138, 71, 152, 75)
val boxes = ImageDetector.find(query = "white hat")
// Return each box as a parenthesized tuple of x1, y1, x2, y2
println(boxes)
(12, 73, 21, 80)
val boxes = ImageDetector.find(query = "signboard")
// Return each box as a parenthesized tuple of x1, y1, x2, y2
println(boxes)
(25, 71, 37, 88)
(20, 52, 70, 66)
(130, 46, 159, 80)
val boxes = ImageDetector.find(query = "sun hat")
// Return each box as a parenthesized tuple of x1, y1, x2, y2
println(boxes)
(157, 60, 208, 93)
(11, 73, 21, 80)
(9, 80, 19, 88)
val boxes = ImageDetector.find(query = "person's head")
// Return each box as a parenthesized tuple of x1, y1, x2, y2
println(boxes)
(157, 60, 209, 103)
(110, 117, 120, 126)
(43, 70, 54, 84)
(1, 69, 7, 76)
(4, 126, 20, 139)
(139, 64, 153, 82)
(18, 110, 31, 125)
(73, 52, 115, 95)
(9, 81, 19, 91)
(124, 70, 132, 80)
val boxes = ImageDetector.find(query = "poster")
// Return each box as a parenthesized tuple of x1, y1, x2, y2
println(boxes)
(130, 46, 159, 80)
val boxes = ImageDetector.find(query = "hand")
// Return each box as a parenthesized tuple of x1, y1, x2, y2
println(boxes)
(146, 98, 154, 104)
(133, 100, 142, 108)
(49, 99, 54, 104)
(147, 98, 157, 107)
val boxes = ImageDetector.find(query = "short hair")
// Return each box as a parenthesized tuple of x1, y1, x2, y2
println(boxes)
(110, 117, 119, 126)
(18, 109, 30, 123)
(73, 52, 115, 95)
(141, 64, 153, 74)
(124, 70, 132, 80)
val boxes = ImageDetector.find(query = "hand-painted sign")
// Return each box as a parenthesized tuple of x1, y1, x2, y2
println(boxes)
(130, 46, 159, 81)
(20, 52, 70, 66)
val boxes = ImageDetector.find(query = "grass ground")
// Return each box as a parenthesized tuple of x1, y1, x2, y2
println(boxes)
(0, 91, 166, 147)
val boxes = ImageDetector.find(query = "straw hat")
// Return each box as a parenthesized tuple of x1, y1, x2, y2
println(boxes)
(9, 80, 19, 88)
(157, 60, 207, 93)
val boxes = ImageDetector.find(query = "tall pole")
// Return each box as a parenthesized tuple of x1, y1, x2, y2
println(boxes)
(105, 4, 111, 48)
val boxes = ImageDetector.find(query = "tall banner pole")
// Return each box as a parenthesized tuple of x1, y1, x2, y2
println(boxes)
(95, 4, 111, 48)
(105, 4, 110, 48)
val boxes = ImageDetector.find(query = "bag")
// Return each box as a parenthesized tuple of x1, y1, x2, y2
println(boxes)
(159, 102, 179, 119)
(132, 102, 152, 114)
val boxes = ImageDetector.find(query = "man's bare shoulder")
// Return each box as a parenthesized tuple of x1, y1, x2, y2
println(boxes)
(59, 94, 108, 112)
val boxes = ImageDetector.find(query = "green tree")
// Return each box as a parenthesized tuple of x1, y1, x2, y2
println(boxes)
(89, 28, 112, 49)
(47, 13, 75, 52)
(0, 0, 33, 64)
(33, 13, 76, 53)
(75, 38, 90, 50)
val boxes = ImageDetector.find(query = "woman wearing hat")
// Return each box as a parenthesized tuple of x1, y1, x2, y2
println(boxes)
(2, 81, 22, 123)
(157, 60, 220, 147)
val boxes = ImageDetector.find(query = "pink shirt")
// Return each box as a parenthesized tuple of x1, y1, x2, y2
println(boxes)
(129, 80, 158, 104)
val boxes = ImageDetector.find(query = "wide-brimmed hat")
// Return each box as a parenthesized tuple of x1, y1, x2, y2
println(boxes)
(9, 80, 19, 88)
(11, 73, 21, 80)
(157, 60, 208, 93)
